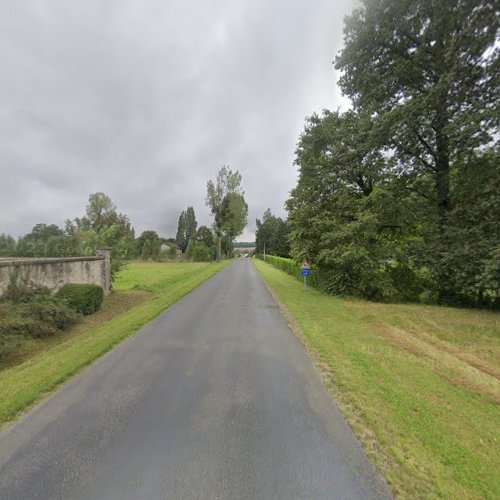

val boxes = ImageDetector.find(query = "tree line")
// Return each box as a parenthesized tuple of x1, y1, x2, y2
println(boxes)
(260, 0, 499, 307)
(1, 166, 249, 274)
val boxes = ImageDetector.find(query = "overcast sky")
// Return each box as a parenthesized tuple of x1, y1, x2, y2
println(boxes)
(0, 0, 355, 240)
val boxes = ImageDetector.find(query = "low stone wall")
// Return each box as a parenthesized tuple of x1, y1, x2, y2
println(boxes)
(0, 248, 112, 297)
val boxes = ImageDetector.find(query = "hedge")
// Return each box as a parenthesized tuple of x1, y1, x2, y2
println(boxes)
(255, 254, 321, 286)
(56, 284, 104, 315)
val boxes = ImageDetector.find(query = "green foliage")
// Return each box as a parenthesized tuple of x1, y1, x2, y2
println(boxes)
(221, 193, 248, 256)
(256, 254, 302, 280)
(205, 166, 246, 260)
(0, 234, 17, 257)
(65, 192, 135, 276)
(167, 246, 177, 260)
(255, 209, 290, 257)
(193, 226, 214, 249)
(14, 224, 82, 258)
(286, 1, 499, 306)
(141, 239, 153, 261)
(2, 281, 51, 304)
(335, 0, 498, 224)
(436, 150, 500, 307)
(0, 293, 79, 342)
(131, 230, 161, 260)
(176, 207, 197, 253)
(56, 284, 104, 315)
(191, 242, 211, 262)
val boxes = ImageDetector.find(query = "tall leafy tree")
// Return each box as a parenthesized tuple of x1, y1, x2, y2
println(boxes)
(438, 148, 500, 305)
(175, 207, 197, 253)
(287, 110, 432, 300)
(193, 226, 214, 249)
(221, 193, 248, 257)
(335, 0, 499, 232)
(67, 192, 135, 275)
(255, 209, 290, 258)
(205, 166, 244, 260)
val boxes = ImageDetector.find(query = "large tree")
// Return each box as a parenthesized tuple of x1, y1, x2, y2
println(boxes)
(205, 166, 245, 260)
(221, 193, 248, 257)
(66, 192, 135, 275)
(335, 0, 499, 233)
(286, 110, 429, 299)
(175, 206, 197, 253)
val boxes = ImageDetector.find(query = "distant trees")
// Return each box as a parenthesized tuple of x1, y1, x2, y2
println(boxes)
(66, 192, 135, 276)
(222, 193, 248, 255)
(255, 209, 290, 258)
(1, 193, 136, 276)
(133, 230, 161, 261)
(176, 207, 197, 253)
(206, 166, 247, 260)
(0, 234, 17, 257)
(287, 0, 499, 306)
(15, 224, 82, 258)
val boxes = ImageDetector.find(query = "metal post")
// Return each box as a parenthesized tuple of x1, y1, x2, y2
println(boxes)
(304, 275, 306, 291)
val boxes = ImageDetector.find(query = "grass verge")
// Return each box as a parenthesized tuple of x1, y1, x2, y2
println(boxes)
(0, 261, 228, 426)
(254, 258, 500, 499)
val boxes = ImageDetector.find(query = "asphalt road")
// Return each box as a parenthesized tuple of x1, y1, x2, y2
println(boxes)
(0, 259, 390, 499)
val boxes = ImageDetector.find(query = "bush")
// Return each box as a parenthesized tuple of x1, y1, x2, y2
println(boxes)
(0, 333, 21, 361)
(2, 282, 50, 304)
(56, 284, 104, 315)
(0, 297, 79, 339)
(21, 295, 80, 329)
(191, 243, 211, 262)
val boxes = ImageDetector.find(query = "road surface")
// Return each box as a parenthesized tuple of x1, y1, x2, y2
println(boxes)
(0, 259, 390, 499)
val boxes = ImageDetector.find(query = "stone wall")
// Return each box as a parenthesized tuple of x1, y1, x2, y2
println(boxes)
(0, 248, 112, 297)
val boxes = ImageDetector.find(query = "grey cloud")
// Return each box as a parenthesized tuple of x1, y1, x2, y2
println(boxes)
(0, 0, 355, 240)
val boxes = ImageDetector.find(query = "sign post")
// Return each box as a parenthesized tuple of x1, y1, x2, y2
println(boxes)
(301, 260, 311, 290)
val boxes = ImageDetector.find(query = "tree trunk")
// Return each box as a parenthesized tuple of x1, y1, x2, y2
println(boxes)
(217, 234, 221, 262)
(434, 91, 452, 301)
(435, 131, 450, 234)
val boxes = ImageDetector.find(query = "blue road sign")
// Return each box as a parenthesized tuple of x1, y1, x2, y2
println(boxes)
(301, 268, 311, 276)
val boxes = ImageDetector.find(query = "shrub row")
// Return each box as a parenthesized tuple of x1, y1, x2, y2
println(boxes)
(0, 296, 80, 339)
(0, 284, 104, 360)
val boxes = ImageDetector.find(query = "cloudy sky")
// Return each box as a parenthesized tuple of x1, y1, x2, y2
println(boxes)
(0, 0, 355, 240)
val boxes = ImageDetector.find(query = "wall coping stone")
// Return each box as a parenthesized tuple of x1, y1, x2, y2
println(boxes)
(0, 256, 103, 268)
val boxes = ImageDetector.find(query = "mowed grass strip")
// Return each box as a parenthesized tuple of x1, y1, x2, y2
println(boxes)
(254, 259, 500, 499)
(0, 261, 228, 426)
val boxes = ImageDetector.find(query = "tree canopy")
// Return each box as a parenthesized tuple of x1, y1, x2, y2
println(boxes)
(176, 207, 197, 253)
(206, 166, 247, 260)
(255, 209, 290, 258)
(287, 0, 499, 306)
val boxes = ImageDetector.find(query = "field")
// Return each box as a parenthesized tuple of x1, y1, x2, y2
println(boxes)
(0, 261, 227, 426)
(254, 259, 500, 499)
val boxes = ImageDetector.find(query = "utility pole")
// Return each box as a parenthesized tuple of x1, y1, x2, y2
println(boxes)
(263, 242, 266, 261)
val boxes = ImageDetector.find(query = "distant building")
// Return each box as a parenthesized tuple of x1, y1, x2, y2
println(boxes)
(161, 243, 182, 256)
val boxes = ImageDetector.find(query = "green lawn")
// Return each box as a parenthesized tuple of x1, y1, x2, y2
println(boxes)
(0, 260, 228, 426)
(254, 259, 500, 499)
